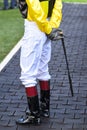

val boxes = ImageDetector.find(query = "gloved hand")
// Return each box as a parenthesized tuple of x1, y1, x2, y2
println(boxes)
(46, 28, 63, 41)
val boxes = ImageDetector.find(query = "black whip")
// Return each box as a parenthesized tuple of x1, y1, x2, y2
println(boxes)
(55, 30, 74, 96)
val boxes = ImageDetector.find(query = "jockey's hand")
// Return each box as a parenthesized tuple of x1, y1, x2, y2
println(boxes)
(47, 28, 63, 41)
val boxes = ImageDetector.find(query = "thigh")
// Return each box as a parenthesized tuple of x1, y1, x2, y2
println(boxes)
(39, 38, 51, 70)
(20, 20, 47, 77)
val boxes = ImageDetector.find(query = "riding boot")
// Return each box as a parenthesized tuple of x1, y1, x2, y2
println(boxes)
(16, 86, 40, 125)
(39, 81, 50, 117)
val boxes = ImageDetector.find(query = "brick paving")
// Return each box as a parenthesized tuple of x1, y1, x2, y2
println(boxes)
(0, 3, 87, 130)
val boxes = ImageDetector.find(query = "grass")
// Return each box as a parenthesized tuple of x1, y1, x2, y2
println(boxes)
(0, 8, 24, 63)
(0, 0, 87, 63)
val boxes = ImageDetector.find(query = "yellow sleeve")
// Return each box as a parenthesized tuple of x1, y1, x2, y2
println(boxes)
(26, 0, 52, 34)
(49, 0, 62, 29)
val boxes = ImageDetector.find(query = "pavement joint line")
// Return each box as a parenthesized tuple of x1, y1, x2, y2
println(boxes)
(63, 2, 87, 5)
(0, 38, 22, 72)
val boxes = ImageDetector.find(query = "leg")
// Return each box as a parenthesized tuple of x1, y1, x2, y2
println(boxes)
(37, 39, 51, 117)
(39, 80, 50, 117)
(20, 20, 47, 88)
(3, 0, 8, 9)
(16, 20, 47, 124)
(16, 86, 40, 125)
(10, 0, 16, 8)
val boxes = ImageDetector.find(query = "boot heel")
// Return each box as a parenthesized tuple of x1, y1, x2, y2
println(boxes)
(34, 117, 41, 125)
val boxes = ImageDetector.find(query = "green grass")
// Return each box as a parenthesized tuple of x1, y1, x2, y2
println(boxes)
(0, 9, 24, 62)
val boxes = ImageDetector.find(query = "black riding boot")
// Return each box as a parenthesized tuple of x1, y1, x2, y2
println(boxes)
(16, 87, 40, 125)
(39, 81, 50, 118)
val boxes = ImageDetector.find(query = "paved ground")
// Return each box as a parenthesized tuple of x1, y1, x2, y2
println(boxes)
(0, 3, 87, 130)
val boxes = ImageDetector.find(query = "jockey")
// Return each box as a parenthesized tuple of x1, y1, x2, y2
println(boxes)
(16, 0, 62, 125)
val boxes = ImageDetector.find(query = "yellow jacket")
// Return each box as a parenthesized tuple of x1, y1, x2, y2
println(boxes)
(26, 0, 62, 34)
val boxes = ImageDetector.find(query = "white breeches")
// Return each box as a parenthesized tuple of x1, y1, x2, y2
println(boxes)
(20, 19, 51, 88)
